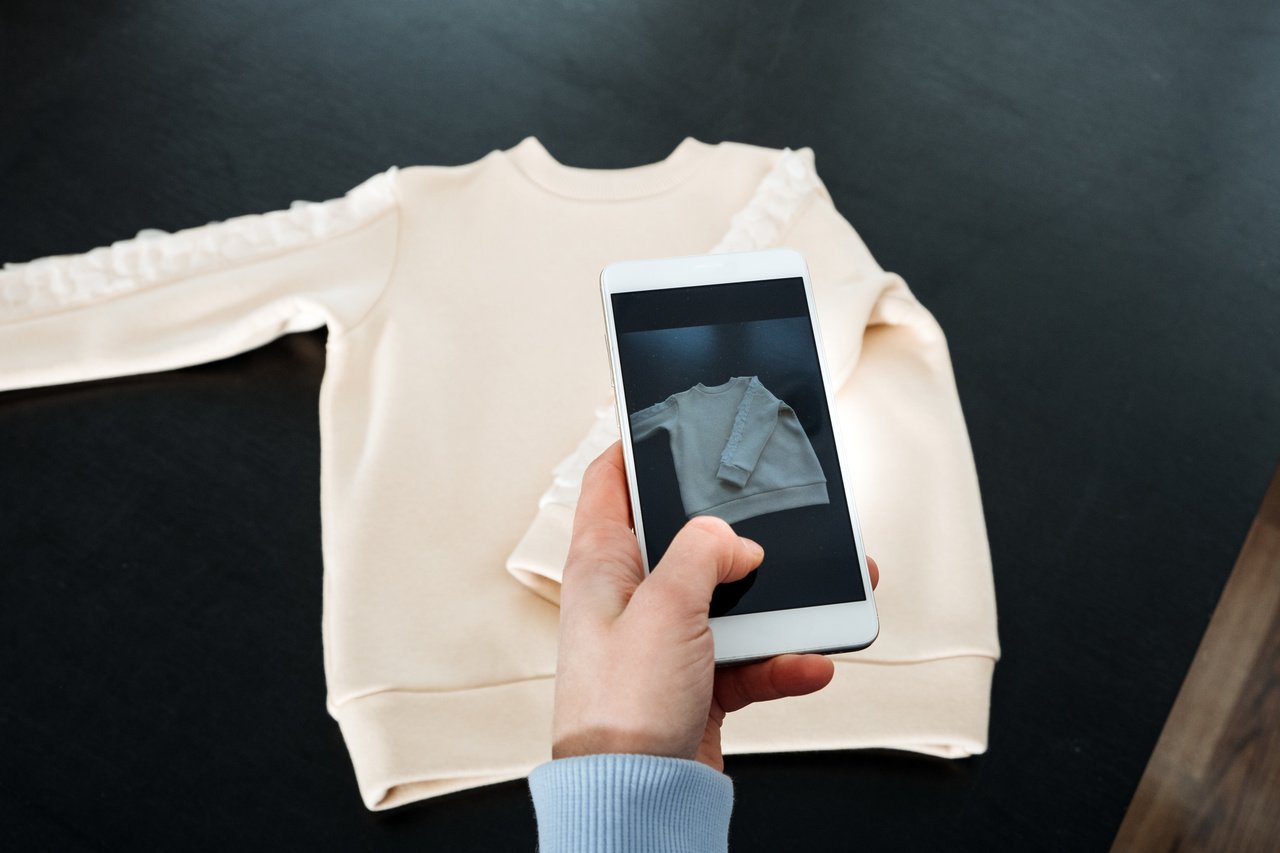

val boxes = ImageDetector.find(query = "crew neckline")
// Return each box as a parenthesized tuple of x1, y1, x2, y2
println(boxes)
(504, 136, 719, 200)
(695, 376, 754, 394)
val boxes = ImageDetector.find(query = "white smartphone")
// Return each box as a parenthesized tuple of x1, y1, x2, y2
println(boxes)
(600, 248, 878, 663)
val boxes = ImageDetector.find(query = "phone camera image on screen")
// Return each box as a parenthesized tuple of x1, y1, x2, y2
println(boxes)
(611, 277, 866, 618)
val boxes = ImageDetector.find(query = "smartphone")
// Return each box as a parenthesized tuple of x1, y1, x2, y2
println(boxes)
(600, 248, 878, 663)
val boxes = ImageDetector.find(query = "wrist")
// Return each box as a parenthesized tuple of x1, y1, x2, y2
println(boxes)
(552, 726, 696, 762)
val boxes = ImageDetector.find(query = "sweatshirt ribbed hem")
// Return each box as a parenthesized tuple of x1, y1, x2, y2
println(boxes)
(528, 754, 733, 853)
(695, 480, 830, 524)
(332, 654, 994, 811)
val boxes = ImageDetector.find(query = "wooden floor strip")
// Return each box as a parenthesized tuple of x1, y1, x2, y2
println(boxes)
(1112, 464, 1280, 852)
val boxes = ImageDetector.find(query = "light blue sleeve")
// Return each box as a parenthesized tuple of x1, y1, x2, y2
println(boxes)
(528, 754, 734, 852)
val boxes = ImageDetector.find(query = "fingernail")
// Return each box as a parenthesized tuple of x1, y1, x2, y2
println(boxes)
(740, 537, 764, 559)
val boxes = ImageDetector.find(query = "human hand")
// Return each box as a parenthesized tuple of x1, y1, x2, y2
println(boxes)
(551, 440, 879, 771)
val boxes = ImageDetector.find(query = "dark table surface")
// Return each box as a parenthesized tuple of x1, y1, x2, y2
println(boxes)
(2, 2, 1277, 850)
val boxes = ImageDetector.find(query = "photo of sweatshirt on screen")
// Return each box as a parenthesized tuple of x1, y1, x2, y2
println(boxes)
(629, 376, 829, 525)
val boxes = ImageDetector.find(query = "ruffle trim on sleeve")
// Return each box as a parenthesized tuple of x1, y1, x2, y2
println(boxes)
(0, 168, 399, 322)
(718, 376, 762, 471)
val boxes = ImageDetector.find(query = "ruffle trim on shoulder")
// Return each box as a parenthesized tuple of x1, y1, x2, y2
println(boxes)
(710, 148, 821, 254)
(0, 168, 399, 322)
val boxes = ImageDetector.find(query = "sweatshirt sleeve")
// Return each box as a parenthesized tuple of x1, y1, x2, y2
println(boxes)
(528, 754, 733, 853)
(0, 169, 400, 394)
(628, 397, 677, 442)
(715, 378, 781, 487)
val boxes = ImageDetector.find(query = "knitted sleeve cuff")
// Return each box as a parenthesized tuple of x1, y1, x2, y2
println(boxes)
(528, 753, 734, 853)
(716, 460, 753, 487)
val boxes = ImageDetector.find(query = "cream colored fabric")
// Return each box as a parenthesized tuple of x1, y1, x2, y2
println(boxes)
(0, 137, 1000, 811)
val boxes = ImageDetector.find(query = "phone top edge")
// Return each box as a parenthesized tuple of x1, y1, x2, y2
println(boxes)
(601, 247, 809, 295)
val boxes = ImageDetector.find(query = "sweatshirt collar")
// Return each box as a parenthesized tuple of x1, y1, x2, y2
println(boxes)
(505, 136, 719, 200)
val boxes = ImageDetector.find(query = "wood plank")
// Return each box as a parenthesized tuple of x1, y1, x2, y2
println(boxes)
(1112, 464, 1280, 852)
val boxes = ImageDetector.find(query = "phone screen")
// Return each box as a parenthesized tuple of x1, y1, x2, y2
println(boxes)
(611, 276, 867, 618)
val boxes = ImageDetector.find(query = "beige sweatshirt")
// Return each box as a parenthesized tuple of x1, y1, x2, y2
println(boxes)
(0, 137, 1000, 811)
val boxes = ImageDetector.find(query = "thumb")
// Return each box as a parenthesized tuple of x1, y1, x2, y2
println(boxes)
(714, 654, 835, 715)
(631, 515, 764, 619)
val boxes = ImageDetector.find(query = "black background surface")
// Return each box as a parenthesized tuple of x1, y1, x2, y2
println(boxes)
(1, 1, 1277, 850)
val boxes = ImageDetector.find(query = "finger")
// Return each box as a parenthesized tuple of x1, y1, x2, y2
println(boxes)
(868, 555, 879, 590)
(630, 515, 764, 618)
(571, 441, 632, 533)
(714, 654, 835, 715)
(561, 442, 644, 615)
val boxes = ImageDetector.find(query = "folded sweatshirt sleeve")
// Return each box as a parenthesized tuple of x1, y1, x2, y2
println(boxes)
(715, 378, 780, 488)
(528, 754, 733, 853)
(0, 170, 400, 393)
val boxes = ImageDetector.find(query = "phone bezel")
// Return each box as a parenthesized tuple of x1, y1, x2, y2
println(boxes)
(599, 247, 879, 663)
